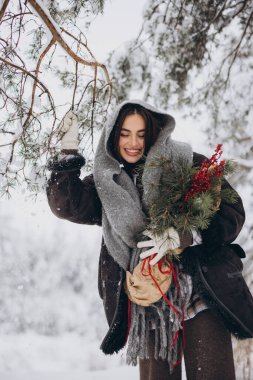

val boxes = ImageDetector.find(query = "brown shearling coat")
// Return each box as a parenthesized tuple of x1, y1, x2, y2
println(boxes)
(46, 152, 253, 355)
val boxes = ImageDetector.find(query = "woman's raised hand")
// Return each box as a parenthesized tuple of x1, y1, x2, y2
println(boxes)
(58, 110, 79, 150)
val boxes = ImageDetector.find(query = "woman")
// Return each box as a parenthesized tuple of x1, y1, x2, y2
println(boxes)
(47, 100, 252, 380)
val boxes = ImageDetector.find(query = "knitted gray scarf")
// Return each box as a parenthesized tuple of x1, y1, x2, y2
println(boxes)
(94, 100, 193, 371)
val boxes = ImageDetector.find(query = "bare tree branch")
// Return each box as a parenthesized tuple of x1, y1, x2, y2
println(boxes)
(72, 61, 79, 110)
(0, 0, 11, 23)
(90, 64, 98, 148)
(27, 0, 112, 97)
(61, 27, 96, 61)
(22, 37, 56, 132)
(225, 9, 253, 85)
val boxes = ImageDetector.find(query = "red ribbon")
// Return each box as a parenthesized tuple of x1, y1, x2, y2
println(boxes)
(141, 255, 186, 367)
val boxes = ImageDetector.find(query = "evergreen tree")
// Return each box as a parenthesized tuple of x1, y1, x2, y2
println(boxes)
(0, 0, 111, 194)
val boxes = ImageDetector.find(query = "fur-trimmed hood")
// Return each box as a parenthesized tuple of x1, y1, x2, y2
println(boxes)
(93, 100, 192, 270)
(95, 99, 177, 176)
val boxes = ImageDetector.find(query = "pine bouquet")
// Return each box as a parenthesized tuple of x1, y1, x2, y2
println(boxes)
(145, 144, 238, 240)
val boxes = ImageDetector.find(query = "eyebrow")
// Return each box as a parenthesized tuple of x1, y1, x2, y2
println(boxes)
(121, 128, 146, 132)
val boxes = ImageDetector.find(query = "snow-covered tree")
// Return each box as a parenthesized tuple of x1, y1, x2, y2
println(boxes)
(0, 0, 112, 194)
(0, 198, 105, 338)
(108, 1, 253, 251)
(109, 1, 252, 110)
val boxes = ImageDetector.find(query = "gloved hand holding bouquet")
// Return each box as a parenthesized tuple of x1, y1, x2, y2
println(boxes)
(125, 144, 238, 306)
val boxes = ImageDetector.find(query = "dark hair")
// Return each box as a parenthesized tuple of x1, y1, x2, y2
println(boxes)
(108, 103, 168, 161)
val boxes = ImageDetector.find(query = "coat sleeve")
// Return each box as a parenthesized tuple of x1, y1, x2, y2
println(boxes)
(46, 152, 102, 226)
(193, 152, 245, 251)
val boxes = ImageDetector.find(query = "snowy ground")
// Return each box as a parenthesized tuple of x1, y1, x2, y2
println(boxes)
(0, 332, 137, 379)
(0, 367, 139, 380)
(0, 332, 186, 380)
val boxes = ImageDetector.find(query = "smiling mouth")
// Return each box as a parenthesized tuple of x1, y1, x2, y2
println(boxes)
(125, 149, 142, 156)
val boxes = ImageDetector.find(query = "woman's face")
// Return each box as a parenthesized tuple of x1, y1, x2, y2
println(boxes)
(118, 114, 146, 163)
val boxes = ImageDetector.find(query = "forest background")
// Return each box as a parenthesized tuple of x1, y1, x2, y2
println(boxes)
(0, 0, 252, 379)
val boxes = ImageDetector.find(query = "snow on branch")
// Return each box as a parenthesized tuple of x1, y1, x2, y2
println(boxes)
(236, 158, 253, 169)
(27, 0, 112, 89)
(0, 0, 112, 195)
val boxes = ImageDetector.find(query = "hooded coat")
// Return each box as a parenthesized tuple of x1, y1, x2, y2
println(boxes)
(47, 100, 253, 356)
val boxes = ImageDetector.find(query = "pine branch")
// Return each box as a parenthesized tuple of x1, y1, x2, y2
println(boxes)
(0, 0, 113, 193)
(0, 56, 55, 167)
(0, 57, 54, 117)
(145, 151, 238, 238)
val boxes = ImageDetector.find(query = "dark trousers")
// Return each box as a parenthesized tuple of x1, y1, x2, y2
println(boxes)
(139, 310, 235, 380)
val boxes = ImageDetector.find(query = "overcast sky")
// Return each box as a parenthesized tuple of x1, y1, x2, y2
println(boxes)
(86, 0, 146, 61)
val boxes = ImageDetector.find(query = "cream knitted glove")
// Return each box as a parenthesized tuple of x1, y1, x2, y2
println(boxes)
(138, 227, 192, 265)
(58, 110, 79, 150)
